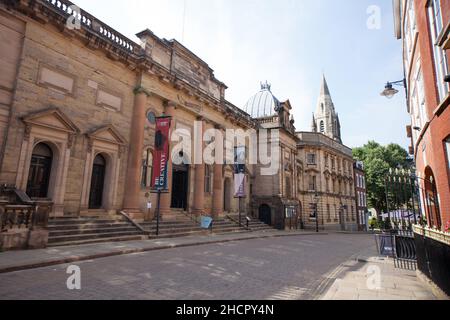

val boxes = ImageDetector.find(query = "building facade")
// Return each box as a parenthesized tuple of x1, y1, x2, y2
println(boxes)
(393, 0, 449, 231)
(354, 161, 368, 231)
(0, 0, 358, 231)
(296, 76, 357, 232)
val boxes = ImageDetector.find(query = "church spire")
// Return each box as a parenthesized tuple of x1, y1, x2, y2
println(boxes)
(320, 74, 331, 97)
(313, 74, 342, 143)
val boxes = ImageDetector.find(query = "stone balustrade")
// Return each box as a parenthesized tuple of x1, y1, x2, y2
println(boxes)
(42, 0, 138, 54)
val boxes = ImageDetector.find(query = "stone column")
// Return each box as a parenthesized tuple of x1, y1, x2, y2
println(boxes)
(212, 126, 224, 218)
(192, 118, 205, 216)
(123, 89, 148, 219)
(159, 101, 176, 219)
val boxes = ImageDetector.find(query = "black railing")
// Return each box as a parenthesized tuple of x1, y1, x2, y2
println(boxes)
(414, 226, 450, 296)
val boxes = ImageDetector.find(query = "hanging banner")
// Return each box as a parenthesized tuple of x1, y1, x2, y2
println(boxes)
(234, 146, 246, 198)
(151, 116, 172, 191)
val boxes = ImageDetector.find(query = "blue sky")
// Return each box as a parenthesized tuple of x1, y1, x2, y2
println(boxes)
(74, 0, 411, 149)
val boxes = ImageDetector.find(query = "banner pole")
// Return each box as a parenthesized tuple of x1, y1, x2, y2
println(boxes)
(156, 189, 161, 236)
(239, 196, 242, 228)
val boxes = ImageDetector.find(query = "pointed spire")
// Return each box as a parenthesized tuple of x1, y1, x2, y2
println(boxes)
(320, 74, 331, 96)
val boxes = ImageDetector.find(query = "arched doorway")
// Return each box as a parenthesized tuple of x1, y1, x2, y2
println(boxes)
(224, 178, 232, 212)
(424, 167, 441, 229)
(26, 143, 53, 198)
(89, 154, 106, 209)
(171, 164, 189, 211)
(259, 204, 272, 226)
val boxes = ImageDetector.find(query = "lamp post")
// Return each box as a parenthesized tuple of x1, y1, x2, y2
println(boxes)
(313, 193, 320, 233)
(380, 79, 407, 99)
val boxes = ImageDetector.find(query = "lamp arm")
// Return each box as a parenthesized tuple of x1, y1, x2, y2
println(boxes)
(390, 79, 406, 87)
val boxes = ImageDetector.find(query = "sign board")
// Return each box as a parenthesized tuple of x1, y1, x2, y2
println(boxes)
(234, 173, 246, 198)
(151, 117, 171, 190)
(234, 146, 246, 198)
(201, 216, 213, 229)
(375, 234, 395, 256)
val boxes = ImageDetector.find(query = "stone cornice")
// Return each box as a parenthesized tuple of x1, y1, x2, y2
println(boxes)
(7, 0, 245, 123)
(133, 86, 152, 97)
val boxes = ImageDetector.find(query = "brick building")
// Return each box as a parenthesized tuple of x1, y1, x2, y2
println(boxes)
(393, 0, 449, 231)
(353, 161, 368, 231)
(0, 0, 358, 239)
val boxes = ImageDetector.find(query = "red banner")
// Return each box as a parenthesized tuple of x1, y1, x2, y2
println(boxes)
(151, 117, 171, 190)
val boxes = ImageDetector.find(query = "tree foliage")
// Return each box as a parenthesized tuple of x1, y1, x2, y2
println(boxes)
(353, 141, 411, 214)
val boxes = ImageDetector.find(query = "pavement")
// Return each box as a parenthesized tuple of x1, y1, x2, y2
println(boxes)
(320, 256, 446, 300)
(0, 230, 320, 274)
(0, 233, 376, 300)
(0, 231, 444, 300)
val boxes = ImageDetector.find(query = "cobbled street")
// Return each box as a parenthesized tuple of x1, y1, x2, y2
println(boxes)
(0, 234, 378, 300)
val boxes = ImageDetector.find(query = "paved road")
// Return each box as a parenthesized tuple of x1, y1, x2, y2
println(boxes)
(0, 234, 376, 300)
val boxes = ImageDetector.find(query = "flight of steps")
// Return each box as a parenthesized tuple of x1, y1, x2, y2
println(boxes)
(226, 214, 275, 232)
(47, 216, 146, 247)
(141, 214, 274, 239)
(141, 215, 253, 239)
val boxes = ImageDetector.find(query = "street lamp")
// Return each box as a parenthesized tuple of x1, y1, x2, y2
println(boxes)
(380, 79, 406, 99)
(312, 193, 320, 233)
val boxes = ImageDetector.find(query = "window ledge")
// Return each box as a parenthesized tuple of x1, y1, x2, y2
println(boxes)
(433, 92, 450, 117)
(436, 21, 450, 49)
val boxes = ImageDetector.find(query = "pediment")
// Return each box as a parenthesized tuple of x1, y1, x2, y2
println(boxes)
(22, 108, 80, 134)
(88, 125, 127, 145)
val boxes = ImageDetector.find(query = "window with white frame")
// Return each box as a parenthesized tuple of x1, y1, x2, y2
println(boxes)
(428, 0, 450, 102)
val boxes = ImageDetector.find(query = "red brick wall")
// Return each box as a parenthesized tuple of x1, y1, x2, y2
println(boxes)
(413, 0, 450, 230)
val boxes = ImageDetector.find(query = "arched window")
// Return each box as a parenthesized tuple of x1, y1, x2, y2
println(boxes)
(141, 149, 153, 188)
(205, 165, 212, 193)
(320, 121, 325, 133)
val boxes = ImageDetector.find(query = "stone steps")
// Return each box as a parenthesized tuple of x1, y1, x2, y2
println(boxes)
(47, 235, 146, 248)
(47, 217, 145, 247)
(142, 218, 248, 239)
(226, 215, 274, 232)
(46, 214, 275, 247)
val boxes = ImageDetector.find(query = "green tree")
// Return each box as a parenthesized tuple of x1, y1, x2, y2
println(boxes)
(353, 141, 410, 215)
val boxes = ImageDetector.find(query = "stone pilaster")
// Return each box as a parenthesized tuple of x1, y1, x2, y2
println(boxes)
(123, 89, 149, 219)
(192, 118, 205, 216)
(212, 126, 224, 218)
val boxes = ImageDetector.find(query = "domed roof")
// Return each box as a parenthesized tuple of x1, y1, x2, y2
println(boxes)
(243, 82, 281, 119)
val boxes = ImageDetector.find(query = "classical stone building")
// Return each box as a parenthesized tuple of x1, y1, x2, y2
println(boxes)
(242, 79, 357, 231)
(297, 76, 358, 231)
(0, 0, 255, 222)
(243, 83, 300, 230)
(0, 0, 358, 232)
